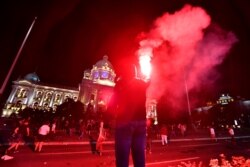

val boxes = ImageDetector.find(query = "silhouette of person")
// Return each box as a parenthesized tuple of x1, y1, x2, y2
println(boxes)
(108, 64, 148, 167)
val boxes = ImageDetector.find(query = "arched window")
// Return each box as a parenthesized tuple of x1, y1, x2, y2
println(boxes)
(55, 94, 61, 103)
(33, 102, 39, 108)
(16, 88, 27, 98)
(15, 100, 22, 108)
(93, 71, 99, 79)
(45, 92, 52, 102)
(101, 71, 109, 79)
(35, 91, 43, 101)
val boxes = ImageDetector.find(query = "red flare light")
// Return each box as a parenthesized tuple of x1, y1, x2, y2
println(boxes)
(138, 48, 152, 80)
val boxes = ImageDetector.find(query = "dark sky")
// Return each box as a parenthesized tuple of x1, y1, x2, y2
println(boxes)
(0, 0, 250, 102)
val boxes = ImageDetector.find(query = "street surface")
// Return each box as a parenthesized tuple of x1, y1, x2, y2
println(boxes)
(1, 139, 250, 167)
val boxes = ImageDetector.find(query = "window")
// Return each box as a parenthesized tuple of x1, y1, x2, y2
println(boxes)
(93, 71, 99, 79)
(16, 88, 27, 98)
(44, 92, 52, 102)
(55, 94, 61, 102)
(35, 91, 42, 101)
(101, 71, 109, 79)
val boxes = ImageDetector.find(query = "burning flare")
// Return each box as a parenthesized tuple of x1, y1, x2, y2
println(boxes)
(138, 47, 152, 80)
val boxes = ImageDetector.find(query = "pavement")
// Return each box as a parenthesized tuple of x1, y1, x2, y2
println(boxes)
(1, 128, 250, 147)
(39, 128, 250, 146)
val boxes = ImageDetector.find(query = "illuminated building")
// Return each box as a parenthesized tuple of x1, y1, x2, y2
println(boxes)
(2, 55, 158, 120)
(146, 99, 158, 125)
(78, 55, 116, 112)
(2, 56, 116, 117)
(217, 94, 234, 105)
(2, 73, 79, 117)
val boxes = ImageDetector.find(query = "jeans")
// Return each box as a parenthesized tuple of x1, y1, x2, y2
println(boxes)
(115, 120, 146, 167)
(161, 135, 168, 145)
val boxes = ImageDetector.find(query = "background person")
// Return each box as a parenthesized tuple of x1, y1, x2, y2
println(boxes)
(160, 124, 168, 146)
(5, 118, 29, 154)
(228, 126, 235, 144)
(209, 126, 217, 142)
(34, 121, 50, 152)
(96, 121, 106, 156)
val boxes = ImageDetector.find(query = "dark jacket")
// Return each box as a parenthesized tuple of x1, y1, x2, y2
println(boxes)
(109, 78, 148, 123)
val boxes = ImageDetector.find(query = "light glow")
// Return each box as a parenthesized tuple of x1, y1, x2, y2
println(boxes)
(138, 47, 152, 80)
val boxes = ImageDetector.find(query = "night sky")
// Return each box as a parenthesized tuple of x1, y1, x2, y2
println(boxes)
(0, 0, 250, 105)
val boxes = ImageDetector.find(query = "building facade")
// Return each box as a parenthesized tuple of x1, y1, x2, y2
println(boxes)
(78, 55, 116, 112)
(2, 73, 79, 116)
(2, 56, 158, 122)
(2, 56, 116, 117)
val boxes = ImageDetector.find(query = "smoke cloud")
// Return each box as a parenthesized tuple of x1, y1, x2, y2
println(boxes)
(138, 4, 238, 111)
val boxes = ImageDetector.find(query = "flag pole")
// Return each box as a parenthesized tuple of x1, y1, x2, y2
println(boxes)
(184, 78, 191, 117)
(184, 77, 196, 131)
(0, 17, 37, 97)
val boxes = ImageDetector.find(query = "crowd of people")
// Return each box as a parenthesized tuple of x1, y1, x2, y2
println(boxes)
(0, 113, 238, 161)
(0, 63, 239, 166)
(0, 113, 116, 160)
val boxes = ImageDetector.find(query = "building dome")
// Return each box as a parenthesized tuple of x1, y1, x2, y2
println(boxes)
(94, 55, 114, 70)
(83, 55, 116, 86)
(24, 72, 40, 83)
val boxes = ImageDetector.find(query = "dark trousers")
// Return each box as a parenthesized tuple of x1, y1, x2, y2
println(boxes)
(115, 120, 146, 167)
(146, 138, 152, 152)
